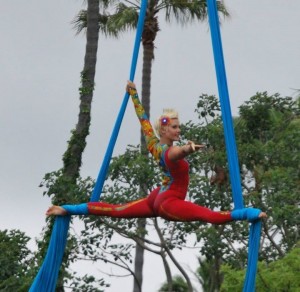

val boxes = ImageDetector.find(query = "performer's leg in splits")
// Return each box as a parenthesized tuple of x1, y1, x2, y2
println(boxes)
(47, 188, 266, 223)
(152, 190, 266, 224)
(46, 188, 160, 218)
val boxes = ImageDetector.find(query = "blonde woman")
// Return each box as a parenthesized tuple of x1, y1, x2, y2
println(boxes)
(47, 81, 266, 223)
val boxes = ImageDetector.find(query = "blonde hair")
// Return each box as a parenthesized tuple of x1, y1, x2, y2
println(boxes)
(154, 108, 179, 137)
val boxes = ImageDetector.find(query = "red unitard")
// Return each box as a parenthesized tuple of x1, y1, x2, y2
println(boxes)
(87, 89, 232, 224)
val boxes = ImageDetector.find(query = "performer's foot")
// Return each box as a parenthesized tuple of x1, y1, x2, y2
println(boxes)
(46, 205, 67, 216)
(259, 212, 267, 219)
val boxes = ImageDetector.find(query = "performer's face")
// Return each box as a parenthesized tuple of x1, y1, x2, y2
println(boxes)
(164, 118, 181, 142)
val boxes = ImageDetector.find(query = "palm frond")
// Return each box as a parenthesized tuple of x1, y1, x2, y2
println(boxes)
(158, 0, 229, 25)
(107, 3, 139, 34)
(124, 0, 140, 10)
(72, 7, 137, 38)
(72, 10, 88, 35)
(161, 0, 207, 24)
(99, 13, 118, 37)
(216, 0, 230, 19)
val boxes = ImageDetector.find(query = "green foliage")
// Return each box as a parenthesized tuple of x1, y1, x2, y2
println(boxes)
(236, 93, 300, 257)
(0, 229, 35, 291)
(76, 146, 160, 268)
(182, 92, 300, 291)
(69, 273, 110, 292)
(107, 3, 139, 34)
(238, 92, 296, 142)
(158, 275, 189, 292)
(40, 169, 94, 205)
(34, 90, 299, 290)
(221, 244, 300, 292)
(71, 91, 299, 291)
(79, 70, 95, 98)
(108, 145, 159, 194)
(71, 0, 230, 44)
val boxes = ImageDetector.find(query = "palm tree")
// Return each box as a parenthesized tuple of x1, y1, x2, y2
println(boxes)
(108, 0, 228, 120)
(40, 0, 107, 290)
(159, 275, 189, 292)
(73, 1, 229, 291)
(62, 0, 100, 185)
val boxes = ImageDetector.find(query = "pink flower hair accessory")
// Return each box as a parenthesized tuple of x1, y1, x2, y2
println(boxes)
(160, 116, 170, 126)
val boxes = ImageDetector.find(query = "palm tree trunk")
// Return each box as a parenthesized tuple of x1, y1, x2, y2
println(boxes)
(51, 0, 100, 209)
(62, 0, 99, 184)
(141, 45, 153, 126)
(51, 1, 100, 290)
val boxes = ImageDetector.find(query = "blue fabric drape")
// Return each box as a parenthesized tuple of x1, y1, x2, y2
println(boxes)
(90, 0, 148, 202)
(30, 216, 71, 292)
(206, 0, 261, 291)
(29, 1, 148, 290)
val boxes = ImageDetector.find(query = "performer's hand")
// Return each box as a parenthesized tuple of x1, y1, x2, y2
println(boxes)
(186, 141, 196, 152)
(187, 141, 206, 152)
(194, 144, 206, 151)
(126, 80, 137, 94)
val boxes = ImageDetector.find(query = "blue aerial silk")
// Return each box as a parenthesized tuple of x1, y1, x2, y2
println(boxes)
(29, 0, 148, 290)
(206, 0, 261, 291)
(90, 0, 148, 202)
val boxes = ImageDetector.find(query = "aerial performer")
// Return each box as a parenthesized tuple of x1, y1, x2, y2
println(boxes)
(46, 81, 267, 223)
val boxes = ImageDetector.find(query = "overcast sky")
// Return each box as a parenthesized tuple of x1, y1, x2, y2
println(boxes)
(0, 0, 299, 291)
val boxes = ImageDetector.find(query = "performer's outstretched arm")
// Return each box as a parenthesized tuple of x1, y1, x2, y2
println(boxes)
(126, 81, 166, 162)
